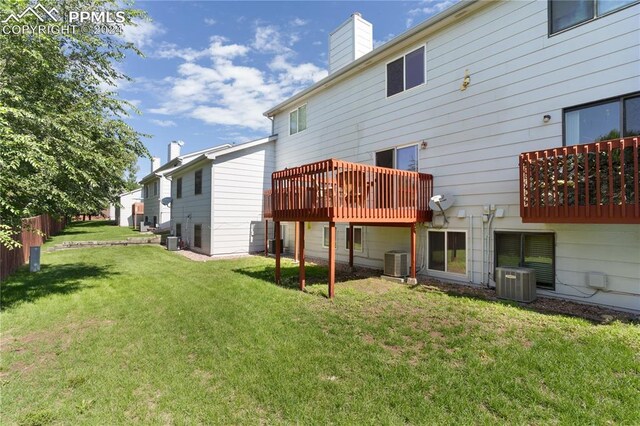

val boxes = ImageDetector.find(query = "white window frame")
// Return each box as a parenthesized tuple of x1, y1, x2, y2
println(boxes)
(427, 230, 467, 276)
(548, 0, 639, 36)
(344, 226, 363, 252)
(289, 104, 307, 135)
(385, 44, 427, 98)
(375, 143, 420, 171)
(322, 225, 337, 249)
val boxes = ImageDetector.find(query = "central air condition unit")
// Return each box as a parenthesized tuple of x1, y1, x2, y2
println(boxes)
(166, 236, 179, 251)
(384, 251, 408, 277)
(495, 267, 537, 303)
(268, 239, 283, 254)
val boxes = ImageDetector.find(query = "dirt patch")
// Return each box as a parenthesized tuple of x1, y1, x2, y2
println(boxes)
(342, 278, 400, 295)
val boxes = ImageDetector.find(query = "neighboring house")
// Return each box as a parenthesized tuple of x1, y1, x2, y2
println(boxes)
(263, 2, 640, 310)
(167, 136, 275, 256)
(139, 141, 232, 230)
(113, 188, 143, 227)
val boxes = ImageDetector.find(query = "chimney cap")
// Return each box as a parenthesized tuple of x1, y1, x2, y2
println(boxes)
(171, 140, 185, 146)
(352, 12, 362, 17)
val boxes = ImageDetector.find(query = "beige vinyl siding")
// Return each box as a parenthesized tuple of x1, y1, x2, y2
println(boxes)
(211, 142, 275, 256)
(272, 0, 640, 311)
(170, 165, 213, 255)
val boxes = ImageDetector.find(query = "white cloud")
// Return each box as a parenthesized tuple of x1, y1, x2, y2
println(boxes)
(156, 43, 208, 62)
(149, 35, 327, 132)
(253, 25, 291, 54)
(406, 0, 458, 28)
(120, 19, 164, 49)
(290, 18, 308, 27)
(373, 33, 395, 49)
(204, 18, 216, 26)
(312, 40, 322, 46)
(151, 119, 177, 127)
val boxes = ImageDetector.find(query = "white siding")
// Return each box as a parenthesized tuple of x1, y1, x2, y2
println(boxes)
(329, 14, 373, 74)
(170, 165, 213, 255)
(142, 177, 171, 229)
(116, 189, 142, 227)
(211, 142, 275, 256)
(273, 1, 640, 311)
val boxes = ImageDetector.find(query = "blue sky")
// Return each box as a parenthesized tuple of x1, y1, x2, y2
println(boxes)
(117, 0, 457, 178)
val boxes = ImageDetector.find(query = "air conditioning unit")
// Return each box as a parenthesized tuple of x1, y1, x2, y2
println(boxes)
(495, 267, 537, 303)
(268, 239, 283, 254)
(384, 251, 408, 277)
(166, 236, 179, 251)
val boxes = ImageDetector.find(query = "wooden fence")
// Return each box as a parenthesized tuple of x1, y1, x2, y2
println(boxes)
(0, 214, 66, 281)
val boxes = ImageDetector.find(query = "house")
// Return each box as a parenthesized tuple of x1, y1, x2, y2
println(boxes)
(112, 188, 143, 227)
(167, 136, 275, 256)
(263, 1, 640, 311)
(139, 141, 232, 229)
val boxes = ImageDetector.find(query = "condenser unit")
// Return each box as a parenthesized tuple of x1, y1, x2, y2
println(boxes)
(268, 239, 283, 254)
(166, 236, 179, 251)
(384, 251, 408, 277)
(495, 267, 537, 303)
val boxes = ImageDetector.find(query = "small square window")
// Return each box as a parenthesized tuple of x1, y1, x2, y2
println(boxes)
(428, 231, 466, 275)
(386, 46, 425, 97)
(289, 104, 307, 135)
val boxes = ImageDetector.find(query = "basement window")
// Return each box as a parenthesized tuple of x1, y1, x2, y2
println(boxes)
(194, 224, 202, 248)
(322, 226, 336, 248)
(345, 226, 363, 252)
(495, 232, 555, 289)
(175, 223, 181, 237)
(289, 104, 307, 135)
(386, 45, 425, 97)
(428, 230, 466, 275)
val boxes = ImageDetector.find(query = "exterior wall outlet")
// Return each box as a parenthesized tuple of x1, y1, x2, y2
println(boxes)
(587, 272, 607, 289)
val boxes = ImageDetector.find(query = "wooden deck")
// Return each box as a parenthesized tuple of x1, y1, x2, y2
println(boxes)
(267, 158, 433, 224)
(520, 137, 640, 224)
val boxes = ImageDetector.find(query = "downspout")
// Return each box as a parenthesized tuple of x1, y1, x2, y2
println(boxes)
(468, 215, 473, 283)
(481, 215, 485, 285)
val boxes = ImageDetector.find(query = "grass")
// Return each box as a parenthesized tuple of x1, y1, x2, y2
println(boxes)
(44, 220, 150, 245)
(1, 223, 639, 424)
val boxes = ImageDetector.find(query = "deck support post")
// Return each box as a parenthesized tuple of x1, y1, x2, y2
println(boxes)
(264, 220, 269, 256)
(410, 223, 417, 283)
(275, 221, 281, 284)
(348, 223, 354, 270)
(294, 222, 299, 262)
(328, 221, 336, 299)
(299, 221, 305, 291)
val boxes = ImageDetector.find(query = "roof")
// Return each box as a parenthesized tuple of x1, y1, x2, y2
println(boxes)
(118, 187, 142, 197)
(139, 143, 232, 184)
(264, 0, 481, 117)
(166, 135, 277, 177)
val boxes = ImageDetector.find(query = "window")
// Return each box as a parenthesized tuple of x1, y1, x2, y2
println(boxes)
(495, 232, 555, 289)
(345, 226, 363, 252)
(564, 93, 640, 145)
(322, 226, 336, 248)
(289, 104, 307, 135)
(375, 145, 418, 171)
(549, 0, 637, 35)
(175, 223, 181, 237)
(386, 46, 425, 97)
(428, 231, 466, 275)
(194, 169, 202, 195)
(144, 215, 148, 224)
(176, 177, 182, 199)
(194, 224, 202, 248)
(153, 216, 157, 226)
(153, 181, 158, 196)
(144, 184, 148, 199)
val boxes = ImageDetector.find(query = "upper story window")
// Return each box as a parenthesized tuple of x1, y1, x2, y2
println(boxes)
(375, 144, 419, 171)
(153, 181, 158, 196)
(289, 104, 307, 135)
(386, 45, 425, 97)
(564, 92, 640, 145)
(176, 177, 182, 199)
(549, 0, 638, 35)
(144, 184, 148, 198)
(194, 169, 202, 195)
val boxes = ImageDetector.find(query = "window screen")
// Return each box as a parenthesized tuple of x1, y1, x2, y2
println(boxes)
(194, 169, 202, 195)
(550, 0, 594, 34)
(289, 110, 298, 135)
(346, 227, 363, 251)
(428, 232, 445, 272)
(386, 57, 404, 97)
(298, 105, 307, 132)
(405, 46, 425, 90)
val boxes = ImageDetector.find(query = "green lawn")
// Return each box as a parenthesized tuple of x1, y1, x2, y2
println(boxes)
(44, 220, 150, 245)
(1, 224, 639, 424)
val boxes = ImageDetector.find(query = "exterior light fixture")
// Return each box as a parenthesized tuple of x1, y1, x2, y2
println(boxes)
(543, 114, 551, 123)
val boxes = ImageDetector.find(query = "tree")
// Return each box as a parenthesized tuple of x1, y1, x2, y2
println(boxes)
(0, 0, 149, 247)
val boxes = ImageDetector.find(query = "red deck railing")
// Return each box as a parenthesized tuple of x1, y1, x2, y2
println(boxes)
(268, 158, 433, 223)
(263, 189, 273, 219)
(520, 137, 640, 224)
